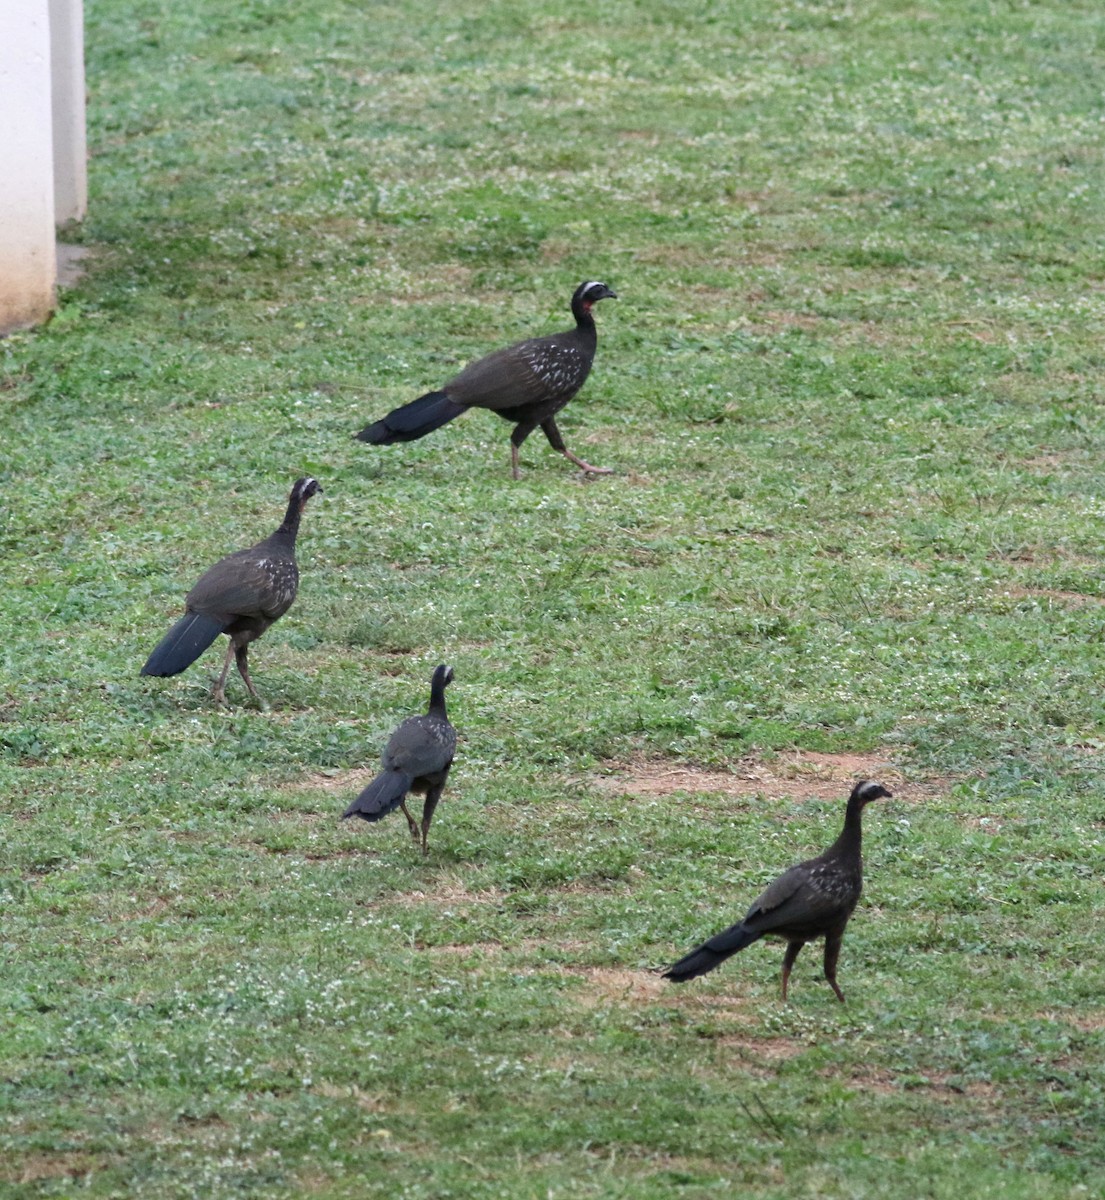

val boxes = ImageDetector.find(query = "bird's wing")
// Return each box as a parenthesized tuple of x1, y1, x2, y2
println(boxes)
(382, 715, 455, 777)
(186, 551, 298, 621)
(742, 861, 851, 933)
(447, 337, 585, 410)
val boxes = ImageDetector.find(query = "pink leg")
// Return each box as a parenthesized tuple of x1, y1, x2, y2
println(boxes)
(212, 641, 235, 706)
(823, 933, 847, 1003)
(781, 941, 804, 1003)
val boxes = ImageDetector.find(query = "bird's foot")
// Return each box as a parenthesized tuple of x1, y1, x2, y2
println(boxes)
(563, 451, 614, 476)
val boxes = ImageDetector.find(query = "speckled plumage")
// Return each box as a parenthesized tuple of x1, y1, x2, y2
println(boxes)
(342, 665, 457, 855)
(141, 477, 322, 708)
(663, 780, 891, 1002)
(356, 281, 617, 478)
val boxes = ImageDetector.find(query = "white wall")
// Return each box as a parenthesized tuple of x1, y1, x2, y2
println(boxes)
(50, 0, 88, 225)
(0, 1, 56, 332)
(1, 0, 88, 334)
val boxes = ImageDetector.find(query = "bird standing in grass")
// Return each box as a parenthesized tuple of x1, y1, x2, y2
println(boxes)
(663, 780, 891, 1002)
(356, 281, 617, 479)
(342, 665, 456, 855)
(141, 477, 322, 709)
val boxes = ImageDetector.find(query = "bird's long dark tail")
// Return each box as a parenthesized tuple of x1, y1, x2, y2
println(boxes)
(141, 612, 226, 678)
(342, 771, 414, 822)
(355, 391, 467, 444)
(662, 922, 763, 982)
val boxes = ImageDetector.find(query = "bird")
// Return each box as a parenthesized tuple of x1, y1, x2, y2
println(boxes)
(140, 477, 323, 709)
(342, 664, 457, 854)
(355, 280, 617, 479)
(663, 780, 892, 1002)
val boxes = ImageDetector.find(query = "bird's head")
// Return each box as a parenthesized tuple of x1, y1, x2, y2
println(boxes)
(291, 477, 323, 510)
(432, 664, 455, 689)
(573, 280, 618, 315)
(851, 780, 892, 807)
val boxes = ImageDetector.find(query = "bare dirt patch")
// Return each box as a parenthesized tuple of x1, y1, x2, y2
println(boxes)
(708, 1034, 805, 1062)
(3, 1153, 97, 1185)
(827, 1065, 998, 1099)
(990, 544, 1099, 567)
(662, 975, 799, 1022)
(389, 877, 505, 907)
(311, 1081, 389, 1112)
(596, 750, 919, 804)
(827, 1065, 899, 1096)
(1001, 585, 1105, 608)
(961, 815, 1004, 833)
(1022, 451, 1079, 474)
(1047, 1009, 1105, 1033)
(118, 896, 175, 921)
(289, 768, 376, 796)
(563, 965, 781, 1026)
(264, 807, 332, 824)
(427, 940, 505, 958)
(566, 966, 666, 1008)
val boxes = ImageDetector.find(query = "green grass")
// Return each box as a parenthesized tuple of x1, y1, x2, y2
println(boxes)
(3, 0, 1105, 1195)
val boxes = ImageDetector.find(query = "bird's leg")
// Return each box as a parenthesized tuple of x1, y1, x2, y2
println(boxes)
(781, 941, 805, 1003)
(399, 800, 420, 844)
(823, 933, 846, 1003)
(509, 423, 538, 480)
(540, 418, 613, 476)
(419, 787, 444, 856)
(234, 644, 268, 711)
(212, 641, 236, 707)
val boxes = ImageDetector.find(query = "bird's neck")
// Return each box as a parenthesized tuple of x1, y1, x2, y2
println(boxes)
(825, 798, 865, 864)
(275, 497, 304, 544)
(571, 297, 597, 331)
(428, 677, 449, 717)
(567, 305, 598, 358)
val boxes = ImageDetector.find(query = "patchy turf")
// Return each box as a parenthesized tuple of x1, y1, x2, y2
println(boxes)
(3, 0, 1105, 1196)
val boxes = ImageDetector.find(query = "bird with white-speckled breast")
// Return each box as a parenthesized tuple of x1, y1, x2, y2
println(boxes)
(342, 665, 457, 855)
(663, 780, 892, 1002)
(355, 281, 617, 479)
(140, 477, 322, 709)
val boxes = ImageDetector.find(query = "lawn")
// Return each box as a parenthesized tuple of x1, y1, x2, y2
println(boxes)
(2, 0, 1104, 1196)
